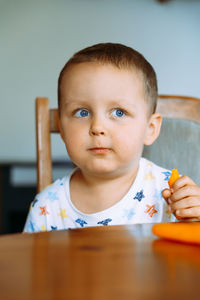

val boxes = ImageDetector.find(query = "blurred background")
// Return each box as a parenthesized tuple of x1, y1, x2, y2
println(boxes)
(0, 0, 200, 234)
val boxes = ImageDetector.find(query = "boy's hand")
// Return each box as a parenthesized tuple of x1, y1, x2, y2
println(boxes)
(162, 176, 200, 221)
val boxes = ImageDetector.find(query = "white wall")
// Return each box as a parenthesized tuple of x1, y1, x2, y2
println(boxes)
(0, 0, 200, 162)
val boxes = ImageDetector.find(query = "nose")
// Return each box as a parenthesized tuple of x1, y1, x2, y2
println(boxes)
(89, 117, 106, 136)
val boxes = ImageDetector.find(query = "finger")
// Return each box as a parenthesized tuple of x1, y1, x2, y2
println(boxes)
(170, 197, 200, 211)
(172, 175, 196, 191)
(175, 207, 200, 219)
(170, 185, 200, 202)
(162, 188, 172, 201)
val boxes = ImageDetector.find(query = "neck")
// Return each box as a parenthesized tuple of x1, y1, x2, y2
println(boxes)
(70, 164, 140, 213)
(79, 167, 137, 188)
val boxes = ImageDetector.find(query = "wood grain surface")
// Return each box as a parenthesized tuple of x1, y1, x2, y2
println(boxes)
(1, 224, 200, 300)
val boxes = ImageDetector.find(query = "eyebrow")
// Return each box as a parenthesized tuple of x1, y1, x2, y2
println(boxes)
(62, 97, 138, 111)
(62, 98, 91, 110)
(107, 99, 138, 111)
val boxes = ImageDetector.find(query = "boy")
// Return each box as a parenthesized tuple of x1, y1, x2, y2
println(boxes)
(24, 43, 200, 233)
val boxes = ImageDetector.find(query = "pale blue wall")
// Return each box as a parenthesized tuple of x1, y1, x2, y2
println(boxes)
(0, 0, 200, 162)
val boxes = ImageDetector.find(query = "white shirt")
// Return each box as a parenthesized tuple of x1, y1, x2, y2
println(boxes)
(23, 158, 176, 233)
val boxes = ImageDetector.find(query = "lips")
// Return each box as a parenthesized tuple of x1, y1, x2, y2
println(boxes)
(89, 147, 111, 154)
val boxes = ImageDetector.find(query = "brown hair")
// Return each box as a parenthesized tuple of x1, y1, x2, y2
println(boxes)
(58, 43, 158, 115)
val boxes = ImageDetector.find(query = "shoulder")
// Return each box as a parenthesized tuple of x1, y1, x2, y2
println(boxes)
(30, 168, 77, 216)
(23, 175, 70, 233)
(34, 177, 67, 206)
(140, 157, 171, 189)
(29, 167, 78, 212)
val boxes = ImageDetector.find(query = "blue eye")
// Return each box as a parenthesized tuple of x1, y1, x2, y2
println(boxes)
(111, 109, 125, 117)
(75, 109, 90, 117)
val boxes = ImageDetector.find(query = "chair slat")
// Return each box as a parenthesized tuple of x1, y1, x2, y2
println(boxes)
(157, 95, 200, 123)
(50, 109, 59, 133)
(36, 98, 52, 193)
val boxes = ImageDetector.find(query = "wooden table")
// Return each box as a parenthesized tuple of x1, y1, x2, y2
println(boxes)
(0, 224, 200, 300)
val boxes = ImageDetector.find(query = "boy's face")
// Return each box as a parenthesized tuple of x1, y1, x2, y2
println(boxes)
(59, 62, 161, 178)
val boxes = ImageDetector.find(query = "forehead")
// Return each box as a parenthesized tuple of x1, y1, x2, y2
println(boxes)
(60, 62, 145, 99)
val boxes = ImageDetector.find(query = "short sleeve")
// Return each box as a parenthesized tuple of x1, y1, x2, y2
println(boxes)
(23, 199, 45, 233)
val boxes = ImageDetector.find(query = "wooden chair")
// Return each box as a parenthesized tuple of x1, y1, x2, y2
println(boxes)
(36, 95, 200, 193)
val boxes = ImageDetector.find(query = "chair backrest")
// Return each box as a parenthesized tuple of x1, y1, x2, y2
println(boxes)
(36, 95, 200, 193)
(142, 95, 200, 184)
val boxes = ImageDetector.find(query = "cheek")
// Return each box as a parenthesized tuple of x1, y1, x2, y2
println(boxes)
(113, 125, 146, 153)
(61, 123, 86, 150)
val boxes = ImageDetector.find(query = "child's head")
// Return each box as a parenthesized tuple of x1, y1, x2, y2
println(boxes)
(58, 43, 161, 178)
(58, 43, 157, 117)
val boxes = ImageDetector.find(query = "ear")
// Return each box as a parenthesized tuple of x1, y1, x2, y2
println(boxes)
(144, 113, 162, 146)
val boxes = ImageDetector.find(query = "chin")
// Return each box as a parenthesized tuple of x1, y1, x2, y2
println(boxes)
(90, 166, 114, 174)
(84, 163, 122, 178)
